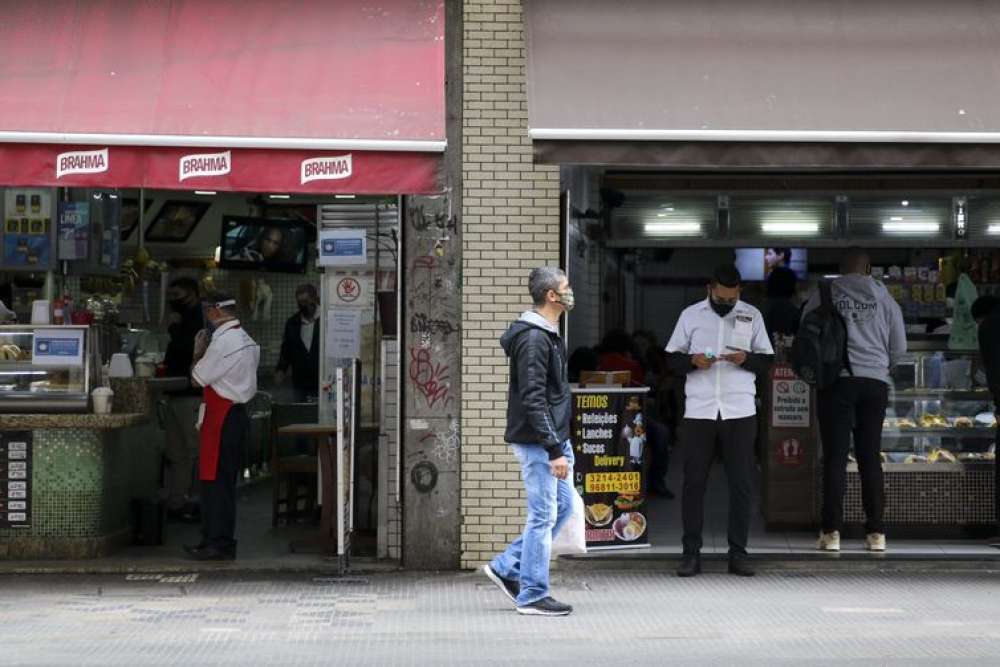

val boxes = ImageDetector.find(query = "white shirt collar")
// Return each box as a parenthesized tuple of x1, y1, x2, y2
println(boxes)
(213, 319, 240, 337)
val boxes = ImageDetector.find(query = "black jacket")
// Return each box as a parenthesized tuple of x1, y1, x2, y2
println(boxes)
(163, 303, 204, 395)
(277, 313, 320, 394)
(500, 313, 571, 460)
(979, 306, 1000, 401)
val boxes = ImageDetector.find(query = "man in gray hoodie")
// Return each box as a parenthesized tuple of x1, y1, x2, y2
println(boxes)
(803, 248, 906, 553)
(483, 266, 575, 617)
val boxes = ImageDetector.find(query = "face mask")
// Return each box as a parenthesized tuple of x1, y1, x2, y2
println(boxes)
(201, 306, 217, 334)
(168, 298, 187, 312)
(709, 291, 737, 318)
(556, 288, 575, 311)
(299, 302, 316, 318)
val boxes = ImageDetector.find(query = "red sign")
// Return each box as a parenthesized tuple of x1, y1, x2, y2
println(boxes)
(0, 144, 441, 194)
(336, 278, 361, 302)
(776, 438, 804, 467)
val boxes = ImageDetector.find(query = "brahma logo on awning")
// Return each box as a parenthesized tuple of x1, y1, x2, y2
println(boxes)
(301, 154, 353, 184)
(56, 148, 108, 179)
(179, 150, 231, 181)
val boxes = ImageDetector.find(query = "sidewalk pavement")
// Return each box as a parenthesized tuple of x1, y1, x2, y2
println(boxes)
(1, 568, 998, 665)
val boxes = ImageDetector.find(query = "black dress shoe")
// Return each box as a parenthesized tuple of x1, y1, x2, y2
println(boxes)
(728, 555, 755, 577)
(183, 542, 207, 555)
(186, 546, 236, 561)
(676, 554, 701, 577)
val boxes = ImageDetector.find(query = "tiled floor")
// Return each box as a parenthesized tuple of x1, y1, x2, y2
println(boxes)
(0, 480, 387, 574)
(635, 457, 1000, 558)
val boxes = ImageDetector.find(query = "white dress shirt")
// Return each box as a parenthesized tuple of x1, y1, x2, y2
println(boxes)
(665, 299, 774, 421)
(300, 316, 316, 352)
(192, 320, 260, 404)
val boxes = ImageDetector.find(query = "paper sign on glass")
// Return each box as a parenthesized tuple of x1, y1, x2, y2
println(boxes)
(326, 309, 362, 359)
(32, 328, 85, 367)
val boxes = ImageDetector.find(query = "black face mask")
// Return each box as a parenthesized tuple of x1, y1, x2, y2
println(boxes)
(168, 298, 187, 313)
(299, 303, 316, 318)
(710, 296, 736, 318)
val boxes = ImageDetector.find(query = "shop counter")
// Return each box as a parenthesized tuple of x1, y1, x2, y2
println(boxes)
(0, 403, 160, 560)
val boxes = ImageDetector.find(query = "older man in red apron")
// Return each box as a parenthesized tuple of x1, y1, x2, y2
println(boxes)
(184, 293, 260, 561)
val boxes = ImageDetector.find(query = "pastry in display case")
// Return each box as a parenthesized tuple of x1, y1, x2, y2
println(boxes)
(0, 325, 94, 413)
(876, 345, 996, 467)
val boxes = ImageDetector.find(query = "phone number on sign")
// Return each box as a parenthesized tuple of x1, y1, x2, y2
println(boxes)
(584, 472, 640, 494)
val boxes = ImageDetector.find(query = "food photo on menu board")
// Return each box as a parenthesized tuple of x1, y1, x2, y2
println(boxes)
(573, 390, 650, 548)
(3, 189, 52, 268)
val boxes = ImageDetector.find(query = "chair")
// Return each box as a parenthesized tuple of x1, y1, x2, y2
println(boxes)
(270, 401, 320, 527)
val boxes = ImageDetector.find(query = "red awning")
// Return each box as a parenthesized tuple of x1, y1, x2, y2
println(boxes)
(0, 0, 445, 193)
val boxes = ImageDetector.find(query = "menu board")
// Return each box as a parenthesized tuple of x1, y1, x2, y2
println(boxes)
(3, 189, 53, 269)
(572, 388, 649, 549)
(0, 432, 32, 528)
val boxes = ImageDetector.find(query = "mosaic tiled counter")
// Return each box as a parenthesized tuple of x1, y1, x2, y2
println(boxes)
(0, 412, 159, 559)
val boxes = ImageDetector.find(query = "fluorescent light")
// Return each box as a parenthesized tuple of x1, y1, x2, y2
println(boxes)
(987, 224, 1000, 235)
(194, 190, 216, 196)
(901, 200, 910, 207)
(889, 216, 904, 221)
(644, 222, 702, 236)
(661, 206, 674, 211)
(269, 194, 291, 199)
(882, 221, 939, 234)
(335, 194, 356, 199)
(761, 221, 819, 235)
(214, 246, 221, 263)
(824, 274, 842, 279)
(657, 213, 667, 218)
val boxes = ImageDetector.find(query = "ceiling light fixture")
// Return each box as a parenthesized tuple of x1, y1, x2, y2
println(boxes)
(194, 190, 217, 196)
(268, 194, 291, 200)
(335, 194, 356, 199)
(643, 222, 702, 236)
(760, 221, 819, 235)
(882, 221, 939, 234)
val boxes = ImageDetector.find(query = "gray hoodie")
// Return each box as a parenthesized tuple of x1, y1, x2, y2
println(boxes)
(803, 274, 907, 384)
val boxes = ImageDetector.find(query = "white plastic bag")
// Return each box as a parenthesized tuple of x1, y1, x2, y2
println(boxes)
(551, 488, 587, 556)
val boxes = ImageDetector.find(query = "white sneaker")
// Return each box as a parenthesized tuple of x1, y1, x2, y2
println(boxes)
(816, 530, 841, 551)
(865, 533, 887, 552)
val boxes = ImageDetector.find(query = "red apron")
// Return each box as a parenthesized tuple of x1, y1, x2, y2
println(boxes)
(199, 385, 234, 481)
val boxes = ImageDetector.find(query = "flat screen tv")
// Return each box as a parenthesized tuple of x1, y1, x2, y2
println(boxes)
(734, 247, 808, 281)
(219, 216, 309, 273)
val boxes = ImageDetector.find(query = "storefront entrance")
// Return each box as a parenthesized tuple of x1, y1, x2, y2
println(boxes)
(563, 170, 1000, 560)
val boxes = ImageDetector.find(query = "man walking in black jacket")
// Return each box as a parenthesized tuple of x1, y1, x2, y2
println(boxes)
(483, 267, 575, 617)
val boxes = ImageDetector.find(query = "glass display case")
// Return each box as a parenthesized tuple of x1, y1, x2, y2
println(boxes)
(0, 325, 94, 413)
(876, 343, 996, 468)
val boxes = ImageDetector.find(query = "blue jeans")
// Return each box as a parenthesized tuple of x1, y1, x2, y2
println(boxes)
(491, 440, 574, 606)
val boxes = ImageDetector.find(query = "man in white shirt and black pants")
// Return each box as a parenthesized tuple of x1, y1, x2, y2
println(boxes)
(185, 293, 260, 561)
(665, 264, 774, 577)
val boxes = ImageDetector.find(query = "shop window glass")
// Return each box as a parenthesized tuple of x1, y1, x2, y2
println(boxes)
(965, 195, 1000, 241)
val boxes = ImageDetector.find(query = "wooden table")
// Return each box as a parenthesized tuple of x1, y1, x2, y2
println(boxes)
(277, 422, 339, 554)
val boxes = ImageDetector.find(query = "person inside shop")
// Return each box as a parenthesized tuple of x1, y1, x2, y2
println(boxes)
(275, 284, 321, 402)
(162, 277, 204, 523)
(665, 264, 774, 578)
(804, 247, 906, 554)
(484, 266, 575, 617)
(763, 266, 800, 345)
(596, 329, 645, 383)
(567, 346, 598, 383)
(185, 293, 260, 561)
(972, 294, 1000, 535)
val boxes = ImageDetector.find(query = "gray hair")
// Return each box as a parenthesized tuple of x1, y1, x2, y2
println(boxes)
(528, 267, 567, 306)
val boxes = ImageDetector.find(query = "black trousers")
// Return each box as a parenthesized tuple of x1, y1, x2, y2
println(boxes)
(646, 417, 671, 490)
(680, 415, 757, 556)
(817, 377, 889, 534)
(200, 404, 249, 551)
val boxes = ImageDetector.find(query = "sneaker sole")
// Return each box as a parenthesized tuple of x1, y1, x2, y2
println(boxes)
(516, 606, 571, 616)
(816, 545, 840, 552)
(482, 564, 517, 605)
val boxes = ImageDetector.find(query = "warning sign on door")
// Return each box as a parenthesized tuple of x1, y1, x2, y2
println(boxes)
(771, 366, 810, 428)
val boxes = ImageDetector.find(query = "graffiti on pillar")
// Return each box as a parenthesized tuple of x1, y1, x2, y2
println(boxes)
(408, 346, 453, 409)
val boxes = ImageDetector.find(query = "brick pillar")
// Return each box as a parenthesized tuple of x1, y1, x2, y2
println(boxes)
(460, 0, 562, 568)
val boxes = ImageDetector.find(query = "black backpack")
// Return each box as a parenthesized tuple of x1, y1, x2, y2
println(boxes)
(791, 280, 852, 389)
